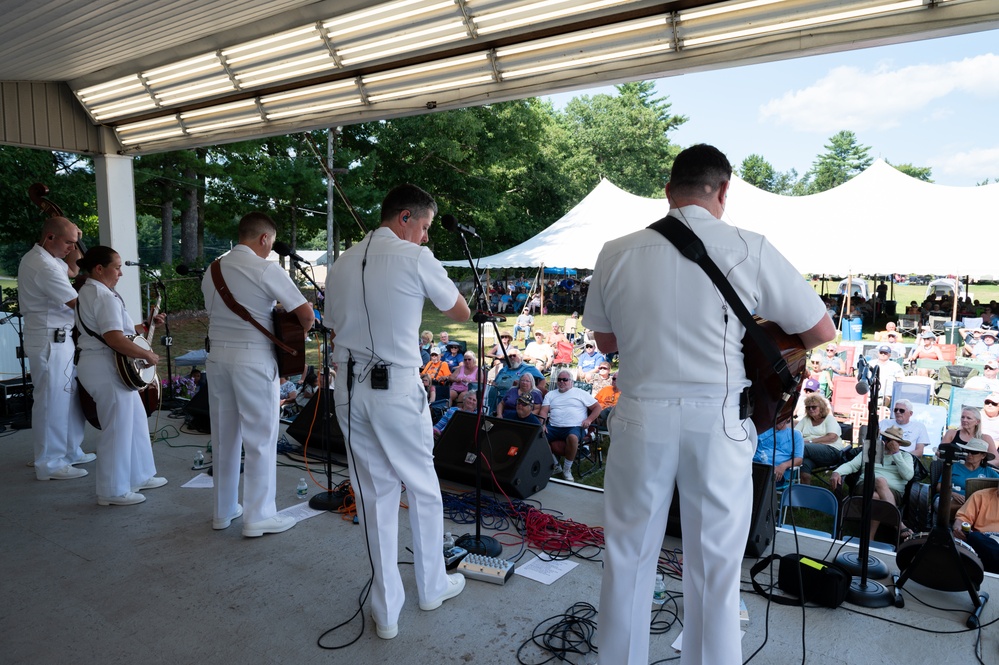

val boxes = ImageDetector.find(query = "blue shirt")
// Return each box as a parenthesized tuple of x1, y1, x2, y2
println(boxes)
(441, 349, 463, 371)
(578, 350, 606, 374)
(951, 463, 999, 494)
(753, 427, 804, 480)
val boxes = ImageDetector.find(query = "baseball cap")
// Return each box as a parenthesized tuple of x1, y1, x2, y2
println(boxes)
(878, 345, 891, 354)
(803, 378, 820, 392)
(517, 394, 534, 405)
(430, 349, 440, 356)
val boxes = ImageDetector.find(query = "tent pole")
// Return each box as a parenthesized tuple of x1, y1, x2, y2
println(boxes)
(540, 263, 545, 315)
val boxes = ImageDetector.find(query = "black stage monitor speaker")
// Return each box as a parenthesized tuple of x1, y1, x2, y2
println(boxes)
(184, 379, 211, 433)
(286, 389, 346, 456)
(665, 462, 776, 557)
(434, 411, 552, 500)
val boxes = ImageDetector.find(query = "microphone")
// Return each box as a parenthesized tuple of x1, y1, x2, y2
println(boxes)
(176, 264, 206, 277)
(272, 241, 311, 265)
(855, 355, 870, 394)
(125, 260, 149, 267)
(441, 214, 479, 239)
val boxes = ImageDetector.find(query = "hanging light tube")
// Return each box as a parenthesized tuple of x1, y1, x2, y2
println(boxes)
(502, 43, 670, 79)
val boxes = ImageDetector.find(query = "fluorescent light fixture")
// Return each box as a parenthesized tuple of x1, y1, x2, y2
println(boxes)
(265, 98, 364, 119)
(336, 20, 466, 57)
(144, 54, 221, 84)
(179, 100, 257, 119)
(186, 116, 263, 133)
(93, 102, 160, 121)
(77, 75, 143, 98)
(223, 36, 324, 65)
(155, 85, 237, 105)
(235, 54, 334, 81)
(339, 30, 469, 65)
(362, 54, 488, 84)
(260, 80, 358, 104)
(78, 80, 145, 103)
(495, 18, 668, 58)
(222, 26, 320, 58)
(156, 77, 235, 98)
(119, 129, 186, 145)
(145, 61, 223, 86)
(324, 0, 455, 37)
(683, 0, 926, 47)
(117, 116, 180, 131)
(475, 0, 631, 35)
(366, 74, 493, 101)
(502, 43, 670, 79)
(680, 0, 788, 22)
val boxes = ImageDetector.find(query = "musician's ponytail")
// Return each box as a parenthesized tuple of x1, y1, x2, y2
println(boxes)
(77, 245, 117, 274)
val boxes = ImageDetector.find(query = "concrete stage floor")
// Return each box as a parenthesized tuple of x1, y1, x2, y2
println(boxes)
(1, 408, 997, 664)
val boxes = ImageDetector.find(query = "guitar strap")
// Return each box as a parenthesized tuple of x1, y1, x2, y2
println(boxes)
(646, 215, 793, 394)
(209, 260, 298, 357)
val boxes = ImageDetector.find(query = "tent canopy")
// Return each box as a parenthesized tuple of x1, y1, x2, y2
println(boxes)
(444, 161, 999, 278)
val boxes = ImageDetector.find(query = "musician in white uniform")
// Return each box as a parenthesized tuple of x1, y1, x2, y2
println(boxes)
(325, 184, 470, 640)
(585, 145, 836, 665)
(17, 216, 92, 480)
(201, 212, 314, 537)
(76, 246, 166, 506)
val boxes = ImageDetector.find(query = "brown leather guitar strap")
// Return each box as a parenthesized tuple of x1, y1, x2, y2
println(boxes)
(209, 260, 298, 357)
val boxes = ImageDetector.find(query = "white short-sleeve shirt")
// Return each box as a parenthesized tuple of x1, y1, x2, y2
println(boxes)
(17, 244, 78, 333)
(325, 226, 460, 368)
(543, 387, 598, 428)
(76, 279, 136, 351)
(201, 244, 307, 345)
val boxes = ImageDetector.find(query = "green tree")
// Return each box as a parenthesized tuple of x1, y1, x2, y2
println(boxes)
(887, 161, 933, 182)
(804, 130, 873, 193)
(737, 154, 798, 195)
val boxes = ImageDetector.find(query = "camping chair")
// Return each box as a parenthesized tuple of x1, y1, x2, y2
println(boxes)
(831, 375, 868, 418)
(573, 380, 593, 393)
(944, 388, 990, 428)
(778, 484, 839, 539)
(891, 380, 932, 406)
(909, 403, 947, 455)
(897, 315, 920, 338)
(934, 366, 979, 407)
(838, 496, 904, 552)
(928, 315, 950, 334)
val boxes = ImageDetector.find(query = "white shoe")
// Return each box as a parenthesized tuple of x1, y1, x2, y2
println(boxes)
(242, 514, 295, 537)
(561, 467, 574, 482)
(97, 492, 146, 506)
(37, 465, 88, 481)
(71, 452, 97, 465)
(374, 618, 398, 640)
(133, 476, 167, 491)
(213, 504, 243, 530)
(419, 573, 465, 611)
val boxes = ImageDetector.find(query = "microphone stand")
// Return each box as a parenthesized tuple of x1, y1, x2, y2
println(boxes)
(142, 268, 179, 409)
(452, 229, 506, 558)
(286, 259, 340, 512)
(9, 308, 32, 430)
(835, 363, 892, 607)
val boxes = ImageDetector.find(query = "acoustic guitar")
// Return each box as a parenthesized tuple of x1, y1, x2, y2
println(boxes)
(115, 286, 162, 391)
(742, 317, 808, 432)
(272, 308, 306, 377)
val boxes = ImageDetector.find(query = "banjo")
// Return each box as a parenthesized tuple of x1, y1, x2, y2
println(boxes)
(114, 286, 162, 390)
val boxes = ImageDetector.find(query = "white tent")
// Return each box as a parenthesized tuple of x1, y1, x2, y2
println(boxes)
(444, 160, 999, 278)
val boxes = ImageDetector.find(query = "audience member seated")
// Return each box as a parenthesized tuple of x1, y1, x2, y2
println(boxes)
(524, 331, 554, 373)
(793, 377, 821, 421)
(972, 330, 999, 361)
(540, 369, 601, 482)
(528, 293, 542, 315)
(546, 321, 567, 347)
(797, 393, 847, 485)
(590, 361, 613, 393)
(497, 373, 543, 418)
(279, 376, 298, 416)
(294, 371, 319, 411)
(441, 340, 463, 372)
(436, 330, 452, 355)
(874, 345, 904, 404)
(486, 330, 515, 368)
(879, 399, 930, 458)
(447, 351, 484, 406)
(754, 417, 804, 490)
(489, 347, 544, 415)
(907, 330, 945, 373)
(593, 371, 620, 427)
(830, 426, 915, 540)
(808, 358, 832, 399)
(882, 331, 906, 359)
(965, 360, 999, 393)
(940, 406, 999, 470)
(513, 308, 534, 342)
(421, 348, 452, 389)
(954, 481, 999, 573)
(873, 321, 898, 342)
(980, 394, 999, 452)
(421, 374, 437, 405)
(433, 392, 480, 439)
(576, 342, 605, 382)
(503, 393, 543, 425)
(819, 343, 846, 375)
(420, 330, 435, 356)
(564, 312, 579, 344)
(961, 328, 984, 357)
(497, 292, 513, 313)
(936, 438, 999, 523)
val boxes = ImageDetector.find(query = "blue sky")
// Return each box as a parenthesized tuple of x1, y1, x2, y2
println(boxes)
(548, 29, 998, 187)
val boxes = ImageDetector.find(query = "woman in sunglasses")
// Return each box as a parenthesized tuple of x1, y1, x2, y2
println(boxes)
(795, 392, 847, 485)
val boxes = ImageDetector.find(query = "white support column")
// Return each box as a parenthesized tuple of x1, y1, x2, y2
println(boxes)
(94, 154, 142, 319)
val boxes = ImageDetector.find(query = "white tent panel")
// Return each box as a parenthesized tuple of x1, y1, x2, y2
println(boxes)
(446, 160, 999, 277)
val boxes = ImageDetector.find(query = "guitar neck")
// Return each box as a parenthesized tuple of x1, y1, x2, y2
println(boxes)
(145, 293, 163, 345)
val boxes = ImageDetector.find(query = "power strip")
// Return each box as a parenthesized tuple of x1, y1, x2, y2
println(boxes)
(457, 553, 515, 585)
(444, 546, 468, 569)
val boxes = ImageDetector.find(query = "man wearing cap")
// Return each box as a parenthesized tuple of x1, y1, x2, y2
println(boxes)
(819, 343, 846, 375)
(972, 330, 999, 361)
(965, 362, 999, 393)
(873, 345, 904, 403)
(540, 369, 601, 482)
(830, 425, 915, 539)
(577, 342, 606, 382)
(420, 348, 451, 389)
(513, 307, 534, 342)
(954, 478, 999, 573)
(883, 331, 906, 359)
(879, 399, 930, 458)
(504, 393, 542, 425)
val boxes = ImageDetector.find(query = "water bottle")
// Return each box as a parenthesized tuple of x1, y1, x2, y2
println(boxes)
(653, 574, 667, 606)
(444, 531, 456, 551)
(296, 478, 309, 499)
(193, 450, 204, 469)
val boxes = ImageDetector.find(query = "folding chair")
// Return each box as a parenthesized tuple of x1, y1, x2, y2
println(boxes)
(897, 315, 920, 338)
(778, 484, 839, 539)
(891, 380, 932, 406)
(838, 496, 904, 552)
(935, 366, 979, 407)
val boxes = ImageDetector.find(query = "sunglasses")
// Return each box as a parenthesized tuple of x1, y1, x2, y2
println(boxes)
(804, 389, 816, 393)
(806, 405, 819, 410)
(599, 367, 610, 371)
(557, 377, 571, 382)
(986, 400, 999, 406)
(893, 408, 907, 413)
(879, 351, 890, 355)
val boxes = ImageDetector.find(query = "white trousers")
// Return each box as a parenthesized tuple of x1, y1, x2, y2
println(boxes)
(25, 336, 86, 476)
(598, 396, 756, 665)
(206, 345, 279, 524)
(77, 349, 156, 497)
(334, 364, 448, 628)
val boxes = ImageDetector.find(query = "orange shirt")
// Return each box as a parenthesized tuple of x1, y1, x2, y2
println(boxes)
(595, 386, 620, 410)
(956, 488, 999, 533)
(421, 360, 451, 382)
